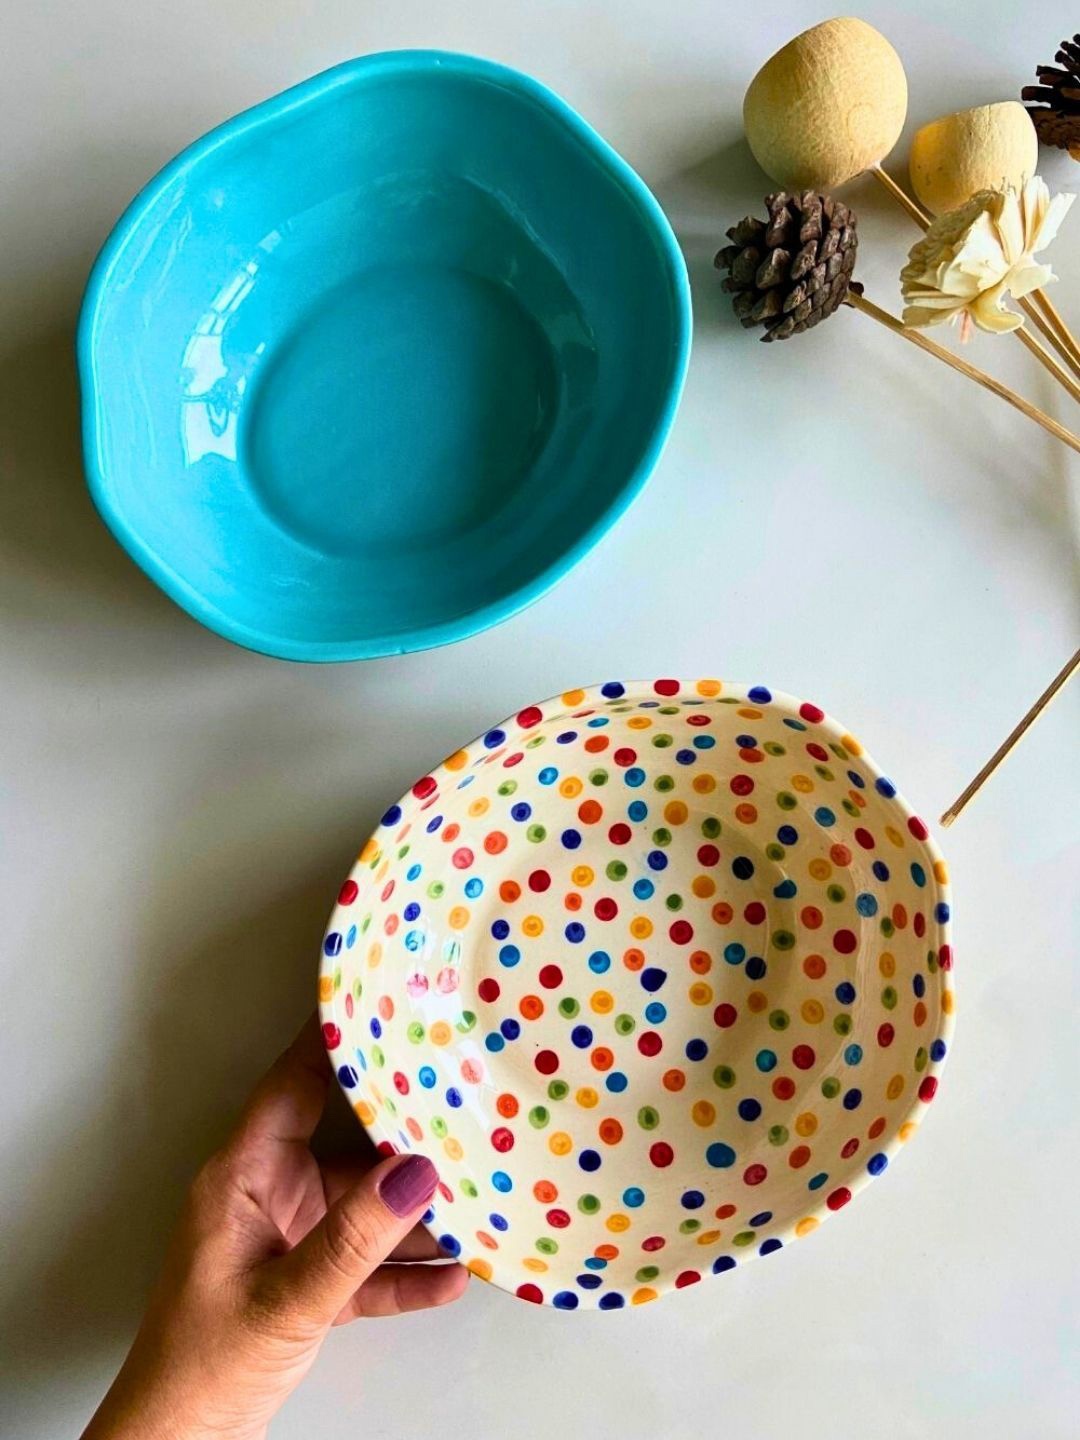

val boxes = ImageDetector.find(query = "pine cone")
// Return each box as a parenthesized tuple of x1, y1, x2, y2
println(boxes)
(715, 191, 861, 341)
(1022, 34, 1080, 159)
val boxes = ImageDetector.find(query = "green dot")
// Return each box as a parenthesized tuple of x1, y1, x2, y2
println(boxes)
(833, 1013, 853, 1036)
(525, 734, 545, 749)
(636, 1265, 660, 1282)
(529, 1106, 550, 1128)
(397, 843, 411, 859)
(776, 791, 798, 811)
(733, 1230, 756, 1247)
(666, 893, 683, 912)
(427, 881, 445, 899)
(841, 799, 859, 818)
(615, 1013, 636, 1036)
(384, 1097, 397, 1115)
(558, 997, 580, 1018)
(655, 775, 675, 792)
(497, 780, 517, 796)
(653, 733, 673, 748)
(881, 986, 898, 1010)
(764, 741, 786, 756)
(578, 1194, 600, 1214)
(456, 1010, 477, 1033)
(461, 1178, 479, 1198)
(431, 1116, 448, 1137)
(765, 843, 786, 861)
(638, 1105, 660, 1130)
(652, 827, 672, 847)
(406, 1022, 425, 1043)
(678, 1218, 701, 1234)
(914, 1046, 928, 1072)
(926, 949, 939, 971)
(826, 884, 846, 904)
(658, 705, 680, 716)
(589, 769, 609, 786)
(829, 743, 847, 760)
(769, 1009, 790, 1031)
(772, 930, 795, 950)
(361, 914, 372, 933)
(370, 1044, 385, 1067)
(606, 860, 628, 881)
(713, 1064, 736, 1089)
(333, 966, 342, 990)
(821, 1077, 841, 1099)
(527, 824, 547, 843)
(815, 765, 834, 781)
(768, 1124, 789, 1146)
(352, 978, 363, 999)
(548, 1079, 570, 1101)
(536, 1237, 559, 1255)
(701, 816, 721, 838)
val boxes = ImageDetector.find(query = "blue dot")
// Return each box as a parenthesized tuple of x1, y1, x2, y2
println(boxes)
(675, 749, 696, 765)
(556, 731, 577, 745)
(552, 1291, 579, 1310)
(627, 799, 648, 821)
(844, 1044, 863, 1065)
(875, 776, 897, 798)
(407, 862, 422, 880)
(773, 878, 797, 899)
(561, 829, 582, 850)
(490, 1212, 509, 1232)
(403, 902, 421, 921)
(576, 1273, 602, 1290)
(872, 861, 890, 882)
(484, 729, 506, 749)
(492, 919, 510, 940)
(439, 1234, 461, 1257)
(755, 1049, 777, 1072)
(565, 922, 586, 943)
(746, 955, 767, 981)
(500, 1018, 521, 1041)
(641, 967, 667, 992)
(584, 1256, 607, 1270)
(464, 877, 484, 898)
(511, 802, 532, 822)
(910, 862, 927, 887)
(485, 1033, 505, 1052)
(633, 878, 654, 900)
(814, 807, 836, 827)
(759, 1238, 783, 1256)
(647, 850, 668, 871)
(419, 1065, 436, 1088)
(599, 1292, 625, 1309)
(499, 944, 521, 968)
(842, 1088, 862, 1110)
(625, 768, 646, 787)
(623, 1186, 646, 1207)
(783, 717, 808, 731)
(324, 932, 342, 958)
(724, 942, 746, 966)
(446, 1087, 462, 1108)
(735, 734, 757, 749)
(381, 804, 402, 827)
(601, 681, 625, 698)
(492, 1170, 512, 1193)
(425, 814, 443, 833)
(571, 1025, 593, 1048)
(847, 769, 866, 789)
(538, 766, 558, 785)
(685, 1038, 708, 1061)
(867, 1152, 889, 1176)
(345, 924, 357, 948)
(369, 1017, 382, 1039)
(748, 686, 772, 703)
(606, 1071, 628, 1093)
(586, 717, 609, 729)
(713, 1255, 737, 1273)
(930, 1038, 947, 1062)
(737, 1098, 762, 1122)
(808, 1172, 828, 1191)
(707, 1142, 736, 1168)
(645, 1003, 667, 1026)
(681, 1189, 705, 1209)
(579, 1149, 601, 1172)
(777, 824, 798, 845)
(337, 1064, 358, 1088)
(855, 893, 878, 916)
(588, 950, 611, 974)
(693, 734, 716, 749)
(749, 1210, 773, 1227)
(404, 929, 424, 952)
(913, 973, 926, 998)
(732, 856, 755, 880)
(835, 981, 856, 1005)
(935, 902, 951, 924)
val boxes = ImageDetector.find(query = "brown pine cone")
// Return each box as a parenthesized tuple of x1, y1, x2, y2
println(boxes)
(1023, 34, 1080, 158)
(715, 191, 861, 342)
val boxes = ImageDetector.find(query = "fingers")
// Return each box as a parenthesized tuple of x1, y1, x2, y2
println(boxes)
(333, 1260, 470, 1323)
(233, 1013, 330, 1156)
(321, 1158, 442, 1259)
(269, 1152, 440, 1325)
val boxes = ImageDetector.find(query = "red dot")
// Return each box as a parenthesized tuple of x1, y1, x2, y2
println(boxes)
(743, 1163, 768, 1186)
(654, 679, 680, 696)
(675, 1270, 702, 1288)
(452, 847, 475, 869)
(806, 742, 829, 761)
(841, 1137, 859, 1159)
(914, 912, 926, 938)
(744, 901, 766, 925)
(868, 1117, 887, 1140)
(528, 869, 551, 892)
(716, 1203, 737, 1219)
(641, 1234, 666, 1251)
(686, 713, 711, 727)
(792, 1044, 816, 1070)
(478, 978, 501, 1003)
(854, 827, 875, 850)
(535, 1050, 560, 1075)
(908, 815, 929, 841)
(939, 944, 953, 970)
(614, 747, 637, 767)
(877, 1023, 895, 1047)
(669, 919, 693, 945)
(595, 897, 618, 921)
(713, 1003, 737, 1028)
(698, 844, 720, 866)
(375, 1140, 396, 1158)
(649, 1141, 674, 1167)
(730, 773, 755, 796)
(393, 1071, 409, 1095)
(833, 928, 858, 954)
(608, 823, 632, 845)
(740, 748, 764, 763)
(503, 751, 524, 768)
(826, 1186, 852, 1211)
(412, 775, 437, 799)
(437, 1181, 453, 1203)
(638, 1031, 663, 1057)
(918, 1076, 938, 1103)
(539, 965, 563, 989)
(491, 1127, 515, 1152)
(546, 1207, 571, 1228)
(789, 1145, 811, 1169)
(772, 1076, 796, 1101)
(517, 1283, 543, 1304)
(322, 1022, 341, 1050)
(800, 702, 825, 724)
(517, 705, 543, 729)
(338, 879, 359, 906)
(584, 735, 609, 753)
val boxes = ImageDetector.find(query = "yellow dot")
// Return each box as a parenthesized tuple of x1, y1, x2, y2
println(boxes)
(841, 733, 863, 756)
(692, 773, 717, 794)
(696, 679, 722, 697)
(367, 942, 383, 969)
(590, 990, 614, 1014)
(572, 864, 595, 887)
(800, 999, 825, 1024)
(886, 825, 904, 847)
(370, 1082, 384, 1106)
(747, 990, 768, 1013)
(664, 800, 689, 825)
(522, 915, 544, 937)
(942, 988, 955, 1015)
(467, 796, 490, 817)
(559, 776, 583, 798)
(886, 1073, 905, 1100)
(795, 1216, 820, 1237)
(899, 1121, 918, 1142)
(795, 1112, 818, 1137)
(692, 875, 716, 899)
(576, 1087, 599, 1109)
(933, 859, 950, 885)
(550, 1131, 572, 1156)
(318, 975, 334, 1002)
(630, 916, 654, 939)
(353, 1101, 375, 1125)
(737, 707, 763, 719)
(443, 748, 469, 771)
(631, 1286, 658, 1304)
(792, 773, 815, 793)
(692, 1100, 716, 1127)
(444, 1137, 463, 1161)
(522, 1257, 548, 1274)
(606, 1213, 631, 1233)
(627, 715, 652, 730)
(360, 839, 379, 862)
(697, 1229, 722, 1245)
(879, 952, 896, 978)
(809, 858, 831, 881)
(430, 1021, 451, 1046)
(467, 1257, 493, 1281)
(448, 905, 470, 930)
(562, 688, 585, 705)
(689, 982, 713, 1006)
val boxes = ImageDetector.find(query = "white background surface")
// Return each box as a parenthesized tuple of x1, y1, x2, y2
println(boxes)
(2, 3, 1078, 1437)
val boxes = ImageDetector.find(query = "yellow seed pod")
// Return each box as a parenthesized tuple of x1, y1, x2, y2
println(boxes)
(744, 18, 908, 190)
(909, 102, 1038, 215)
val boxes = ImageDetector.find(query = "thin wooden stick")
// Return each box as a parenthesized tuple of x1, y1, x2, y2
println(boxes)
(1014, 326, 1080, 405)
(870, 165, 1080, 383)
(940, 648, 1080, 826)
(848, 291, 1080, 455)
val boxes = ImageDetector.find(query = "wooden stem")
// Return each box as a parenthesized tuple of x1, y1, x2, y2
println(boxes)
(870, 165, 1080, 384)
(1014, 326, 1080, 405)
(848, 291, 1080, 455)
(940, 648, 1080, 826)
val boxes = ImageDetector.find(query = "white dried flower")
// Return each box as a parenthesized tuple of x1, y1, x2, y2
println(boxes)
(900, 176, 1073, 335)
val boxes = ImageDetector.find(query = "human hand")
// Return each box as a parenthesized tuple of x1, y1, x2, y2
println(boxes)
(82, 1015, 468, 1440)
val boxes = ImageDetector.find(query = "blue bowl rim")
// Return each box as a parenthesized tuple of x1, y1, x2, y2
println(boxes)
(77, 50, 693, 663)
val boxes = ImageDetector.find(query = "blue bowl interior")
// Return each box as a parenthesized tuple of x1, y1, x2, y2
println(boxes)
(81, 55, 689, 658)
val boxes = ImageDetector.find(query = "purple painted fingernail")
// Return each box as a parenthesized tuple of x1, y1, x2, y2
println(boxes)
(377, 1154, 438, 1217)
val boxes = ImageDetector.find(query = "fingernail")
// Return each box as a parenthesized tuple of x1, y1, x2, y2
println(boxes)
(378, 1154, 438, 1218)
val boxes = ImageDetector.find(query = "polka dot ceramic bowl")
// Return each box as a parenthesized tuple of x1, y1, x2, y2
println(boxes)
(319, 680, 954, 1310)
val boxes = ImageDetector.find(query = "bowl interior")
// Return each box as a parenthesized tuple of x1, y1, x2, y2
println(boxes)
(81, 55, 688, 657)
(320, 681, 952, 1309)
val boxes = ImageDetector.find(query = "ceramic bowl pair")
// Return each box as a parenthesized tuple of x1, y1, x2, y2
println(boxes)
(319, 681, 953, 1310)
(79, 52, 690, 660)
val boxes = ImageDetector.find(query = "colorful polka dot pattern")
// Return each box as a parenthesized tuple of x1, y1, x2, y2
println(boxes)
(319, 681, 954, 1310)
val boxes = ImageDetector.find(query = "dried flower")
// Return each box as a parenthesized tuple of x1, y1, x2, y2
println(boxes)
(900, 176, 1073, 335)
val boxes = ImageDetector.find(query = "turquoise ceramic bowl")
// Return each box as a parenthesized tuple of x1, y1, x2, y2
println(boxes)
(78, 53, 691, 660)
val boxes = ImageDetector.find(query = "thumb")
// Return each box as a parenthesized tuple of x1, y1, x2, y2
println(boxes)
(276, 1153, 439, 1324)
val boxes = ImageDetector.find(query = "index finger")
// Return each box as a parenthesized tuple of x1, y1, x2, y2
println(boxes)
(233, 1012, 331, 1154)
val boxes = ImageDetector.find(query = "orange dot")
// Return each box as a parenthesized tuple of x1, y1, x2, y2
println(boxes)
(747, 990, 768, 1013)
(468, 797, 490, 818)
(737, 707, 763, 719)
(892, 904, 908, 929)
(829, 843, 852, 867)
(789, 1145, 811, 1168)
(522, 1257, 548, 1274)
(565, 892, 582, 912)
(795, 1112, 818, 1137)
(899, 1121, 918, 1142)
(353, 1100, 375, 1125)
(520, 994, 544, 1020)
(690, 949, 713, 974)
(664, 800, 689, 825)
(599, 1118, 624, 1144)
(623, 947, 645, 971)
(590, 990, 614, 1014)
(933, 859, 949, 885)
(630, 916, 653, 939)
(632, 1287, 658, 1304)
(887, 1074, 905, 1100)
(443, 823, 460, 843)
(584, 734, 609, 753)
(693, 774, 717, 794)
(430, 1021, 451, 1046)
(522, 915, 544, 937)
(378, 995, 394, 1020)
(468, 1257, 494, 1279)
(800, 998, 825, 1024)
(792, 773, 815, 794)
(795, 1216, 819, 1237)
(560, 777, 583, 799)
(627, 715, 652, 730)
(800, 906, 823, 930)
(841, 733, 863, 757)
(360, 838, 379, 862)
(942, 989, 955, 1015)
(734, 802, 758, 825)
(572, 865, 595, 887)
(484, 831, 508, 854)
(696, 1229, 722, 1245)
(448, 906, 470, 930)
(591, 1047, 614, 1072)
(691, 875, 716, 899)
(578, 798, 602, 823)
(712, 902, 734, 925)
(318, 975, 334, 1002)
(849, 789, 867, 810)
(868, 1116, 887, 1140)
(913, 1000, 927, 1027)
(688, 982, 713, 1006)
(406, 1117, 423, 1141)
(663, 1069, 686, 1091)
(803, 954, 827, 980)
(692, 1100, 716, 1127)
(696, 680, 722, 697)
(561, 688, 585, 705)
(497, 1093, 519, 1118)
(606, 1213, 630, 1233)
(443, 749, 468, 771)
(476, 1231, 498, 1251)
(534, 1179, 558, 1203)
(500, 880, 521, 903)
(595, 1243, 620, 1260)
